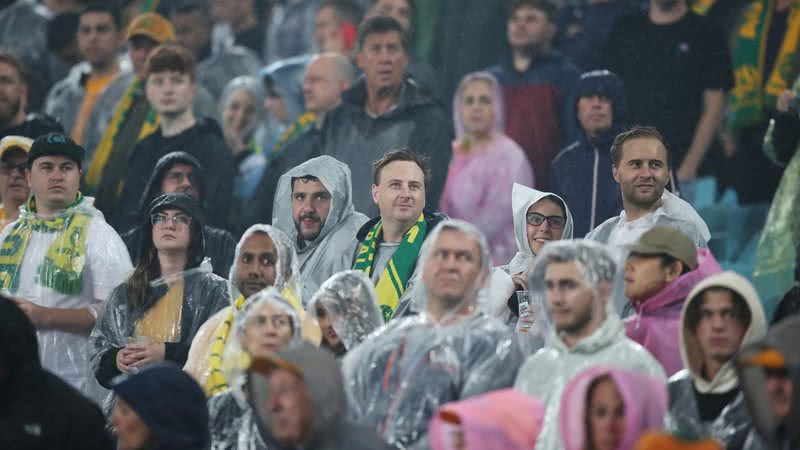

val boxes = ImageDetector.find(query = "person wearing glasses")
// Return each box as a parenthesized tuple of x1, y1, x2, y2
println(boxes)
(91, 192, 229, 408)
(0, 135, 33, 229)
(119, 151, 236, 278)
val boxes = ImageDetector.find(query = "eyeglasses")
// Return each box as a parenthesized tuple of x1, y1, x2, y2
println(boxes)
(0, 162, 27, 176)
(526, 213, 566, 229)
(150, 213, 192, 227)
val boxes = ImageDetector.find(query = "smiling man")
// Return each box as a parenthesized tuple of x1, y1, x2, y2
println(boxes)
(586, 125, 710, 248)
(0, 132, 132, 403)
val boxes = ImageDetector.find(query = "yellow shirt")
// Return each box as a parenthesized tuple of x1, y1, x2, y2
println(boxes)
(70, 70, 119, 145)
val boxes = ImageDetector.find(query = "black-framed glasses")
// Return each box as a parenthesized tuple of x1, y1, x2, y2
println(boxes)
(0, 162, 27, 175)
(526, 213, 566, 229)
(150, 213, 192, 227)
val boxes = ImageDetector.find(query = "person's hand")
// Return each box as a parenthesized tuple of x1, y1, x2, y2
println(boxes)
(676, 160, 698, 181)
(517, 309, 536, 333)
(116, 348, 139, 374)
(128, 343, 166, 368)
(776, 89, 795, 113)
(7, 296, 49, 328)
(511, 272, 528, 291)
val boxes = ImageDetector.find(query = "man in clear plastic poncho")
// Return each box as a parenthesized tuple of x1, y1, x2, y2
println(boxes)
(665, 271, 767, 450)
(272, 155, 368, 299)
(343, 219, 524, 450)
(308, 270, 384, 357)
(0, 132, 133, 403)
(184, 224, 318, 396)
(513, 239, 665, 450)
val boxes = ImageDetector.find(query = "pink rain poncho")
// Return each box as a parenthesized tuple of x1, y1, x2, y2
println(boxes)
(440, 71, 535, 265)
(624, 248, 722, 376)
(429, 388, 545, 450)
(559, 366, 668, 450)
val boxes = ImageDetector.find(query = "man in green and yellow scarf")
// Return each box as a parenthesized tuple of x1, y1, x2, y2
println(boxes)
(352, 149, 447, 322)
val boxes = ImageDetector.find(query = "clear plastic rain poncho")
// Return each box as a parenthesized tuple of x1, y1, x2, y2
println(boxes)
(665, 272, 767, 450)
(0, 195, 133, 404)
(208, 288, 303, 450)
(308, 270, 383, 354)
(342, 220, 524, 450)
(513, 239, 666, 450)
(271, 155, 369, 299)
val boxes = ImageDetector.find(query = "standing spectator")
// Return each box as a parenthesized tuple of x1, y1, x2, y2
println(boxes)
(322, 16, 452, 214)
(0, 53, 63, 140)
(0, 133, 133, 403)
(45, 2, 123, 146)
(586, 126, 710, 248)
(604, 0, 734, 190)
(264, 0, 321, 64)
(440, 71, 534, 265)
(488, 0, 581, 189)
(344, 220, 524, 449)
(210, 0, 269, 59)
(0, 136, 32, 229)
(118, 44, 235, 232)
(45, 12, 82, 91)
(514, 240, 665, 450)
(313, 0, 362, 55)
(0, 299, 113, 449)
(0, 0, 51, 110)
(550, 70, 626, 237)
(170, 1, 262, 100)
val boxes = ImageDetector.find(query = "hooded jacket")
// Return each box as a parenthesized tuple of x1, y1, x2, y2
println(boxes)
(343, 312, 524, 450)
(197, 44, 262, 101)
(550, 70, 627, 237)
(259, 56, 309, 150)
(272, 156, 369, 297)
(559, 366, 668, 450)
(119, 152, 237, 277)
(0, 299, 113, 449)
(666, 272, 767, 450)
(625, 248, 723, 376)
(118, 117, 235, 232)
(428, 389, 546, 450)
(321, 76, 452, 215)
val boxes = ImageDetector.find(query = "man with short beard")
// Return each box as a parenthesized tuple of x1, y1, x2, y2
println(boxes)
(514, 239, 665, 450)
(0, 53, 63, 140)
(587, 126, 710, 248)
(271, 155, 368, 298)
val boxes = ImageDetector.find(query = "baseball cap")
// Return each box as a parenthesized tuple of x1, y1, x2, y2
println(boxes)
(625, 226, 698, 270)
(126, 12, 176, 44)
(0, 135, 33, 161)
(28, 133, 85, 167)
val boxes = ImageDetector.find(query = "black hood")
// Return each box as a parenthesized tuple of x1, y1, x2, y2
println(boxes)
(574, 69, 629, 148)
(139, 193, 207, 268)
(138, 151, 207, 217)
(0, 298, 44, 406)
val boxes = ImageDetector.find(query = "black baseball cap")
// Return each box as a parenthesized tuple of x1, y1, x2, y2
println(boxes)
(27, 132, 85, 168)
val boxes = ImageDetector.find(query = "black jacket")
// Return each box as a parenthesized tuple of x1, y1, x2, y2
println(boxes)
(0, 113, 63, 140)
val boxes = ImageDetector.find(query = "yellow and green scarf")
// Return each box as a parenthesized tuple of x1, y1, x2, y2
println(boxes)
(269, 112, 316, 158)
(0, 195, 91, 296)
(353, 214, 427, 322)
(728, 0, 800, 128)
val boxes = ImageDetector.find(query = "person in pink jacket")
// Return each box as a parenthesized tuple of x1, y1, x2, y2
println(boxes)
(439, 71, 535, 265)
(559, 366, 668, 450)
(622, 226, 722, 376)
(428, 388, 545, 450)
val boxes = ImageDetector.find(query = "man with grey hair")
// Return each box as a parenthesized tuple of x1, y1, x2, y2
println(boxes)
(514, 239, 665, 450)
(342, 219, 524, 450)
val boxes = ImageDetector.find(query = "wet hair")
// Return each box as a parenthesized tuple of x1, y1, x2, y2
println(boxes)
(0, 52, 25, 82)
(80, 1, 123, 30)
(685, 287, 752, 333)
(507, 0, 557, 23)
(371, 147, 430, 189)
(610, 125, 670, 167)
(357, 15, 409, 53)
(318, 0, 363, 25)
(145, 44, 196, 81)
(291, 175, 322, 192)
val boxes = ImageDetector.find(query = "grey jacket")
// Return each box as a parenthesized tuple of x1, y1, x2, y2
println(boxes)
(44, 62, 95, 140)
(272, 156, 368, 298)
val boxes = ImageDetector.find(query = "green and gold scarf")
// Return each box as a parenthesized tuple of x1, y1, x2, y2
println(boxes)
(353, 214, 427, 322)
(0, 195, 91, 296)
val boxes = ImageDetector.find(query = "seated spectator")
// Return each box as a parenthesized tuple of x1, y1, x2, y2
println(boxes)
(488, 0, 581, 189)
(514, 240, 665, 450)
(259, 55, 310, 152)
(120, 152, 236, 278)
(314, 0, 362, 55)
(45, 2, 123, 146)
(344, 220, 524, 449)
(118, 44, 235, 232)
(623, 226, 722, 376)
(587, 126, 710, 248)
(0, 52, 63, 140)
(272, 155, 368, 296)
(0, 136, 32, 229)
(429, 389, 545, 450)
(550, 70, 626, 237)
(440, 71, 534, 265)
(322, 16, 452, 214)
(308, 270, 383, 357)
(559, 366, 668, 450)
(110, 362, 209, 450)
(666, 271, 767, 449)
(736, 316, 799, 450)
(0, 299, 113, 449)
(91, 194, 229, 398)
